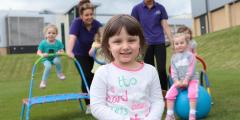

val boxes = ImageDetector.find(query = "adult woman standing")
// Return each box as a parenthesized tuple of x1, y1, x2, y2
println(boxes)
(66, 0, 102, 114)
(131, 0, 173, 92)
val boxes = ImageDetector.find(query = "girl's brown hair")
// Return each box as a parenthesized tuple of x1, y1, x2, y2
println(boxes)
(177, 25, 192, 40)
(101, 14, 146, 62)
(78, 0, 94, 15)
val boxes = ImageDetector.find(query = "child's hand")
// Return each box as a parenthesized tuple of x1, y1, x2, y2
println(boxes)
(174, 80, 181, 88)
(42, 53, 48, 57)
(193, 53, 198, 56)
(182, 80, 188, 87)
(179, 80, 188, 89)
(95, 43, 101, 48)
(56, 51, 64, 55)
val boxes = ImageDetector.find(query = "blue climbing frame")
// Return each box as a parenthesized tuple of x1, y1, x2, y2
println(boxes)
(20, 54, 90, 120)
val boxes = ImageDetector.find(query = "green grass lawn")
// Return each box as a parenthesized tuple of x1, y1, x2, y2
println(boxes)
(1, 26, 240, 120)
(206, 70, 240, 120)
(0, 54, 95, 120)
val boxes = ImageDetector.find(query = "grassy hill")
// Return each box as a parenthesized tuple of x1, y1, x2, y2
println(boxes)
(195, 25, 240, 71)
(189, 26, 240, 120)
(0, 26, 240, 120)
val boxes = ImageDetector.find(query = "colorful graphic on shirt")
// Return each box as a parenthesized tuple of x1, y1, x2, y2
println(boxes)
(107, 90, 128, 103)
(111, 105, 129, 116)
(107, 74, 150, 118)
(118, 75, 138, 88)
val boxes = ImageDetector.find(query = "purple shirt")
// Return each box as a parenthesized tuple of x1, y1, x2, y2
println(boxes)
(131, 1, 168, 45)
(69, 18, 102, 56)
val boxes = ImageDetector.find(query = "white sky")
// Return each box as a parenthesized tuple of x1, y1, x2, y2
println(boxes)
(0, 0, 192, 25)
(0, 0, 192, 16)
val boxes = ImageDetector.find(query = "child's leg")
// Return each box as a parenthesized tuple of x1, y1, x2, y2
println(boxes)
(166, 100, 175, 114)
(188, 80, 198, 119)
(42, 60, 52, 81)
(165, 84, 178, 119)
(40, 61, 52, 88)
(53, 57, 65, 80)
(53, 57, 62, 74)
(165, 84, 179, 109)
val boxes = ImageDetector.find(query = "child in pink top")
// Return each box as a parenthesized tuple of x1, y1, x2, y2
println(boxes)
(165, 33, 198, 120)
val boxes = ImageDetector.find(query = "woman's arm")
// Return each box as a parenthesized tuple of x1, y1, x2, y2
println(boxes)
(161, 19, 173, 45)
(66, 35, 77, 58)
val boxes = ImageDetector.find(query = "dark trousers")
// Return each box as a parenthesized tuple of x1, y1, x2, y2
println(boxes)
(144, 44, 168, 90)
(75, 55, 94, 105)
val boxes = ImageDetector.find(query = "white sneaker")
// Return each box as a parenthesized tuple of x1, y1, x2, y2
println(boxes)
(57, 73, 66, 80)
(40, 81, 47, 89)
(189, 113, 196, 120)
(165, 114, 175, 120)
(85, 105, 91, 114)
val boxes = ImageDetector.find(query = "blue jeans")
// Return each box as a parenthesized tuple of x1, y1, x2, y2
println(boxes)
(41, 57, 62, 81)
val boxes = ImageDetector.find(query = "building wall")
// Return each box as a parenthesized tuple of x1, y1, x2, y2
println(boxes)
(211, 7, 228, 31)
(230, 1, 240, 26)
(191, 0, 207, 18)
(55, 15, 70, 50)
(191, 0, 234, 17)
(193, 18, 201, 36)
(0, 48, 7, 55)
(192, 0, 240, 36)
(207, 0, 231, 11)
(0, 11, 8, 48)
(0, 10, 70, 55)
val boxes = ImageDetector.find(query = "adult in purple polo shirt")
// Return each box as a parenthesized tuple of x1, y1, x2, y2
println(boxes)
(67, 0, 101, 112)
(131, 0, 173, 91)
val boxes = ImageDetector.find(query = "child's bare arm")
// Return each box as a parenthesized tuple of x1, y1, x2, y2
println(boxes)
(192, 49, 198, 55)
(89, 42, 101, 57)
(37, 50, 48, 57)
(88, 47, 96, 57)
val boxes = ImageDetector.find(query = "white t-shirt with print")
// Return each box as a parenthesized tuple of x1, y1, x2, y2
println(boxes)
(90, 63, 164, 120)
